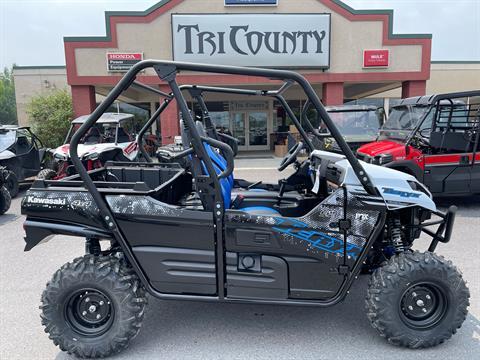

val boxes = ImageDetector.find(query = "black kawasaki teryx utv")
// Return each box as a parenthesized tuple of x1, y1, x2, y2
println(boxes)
(0, 125, 46, 197)
(22, 61, 469, 358)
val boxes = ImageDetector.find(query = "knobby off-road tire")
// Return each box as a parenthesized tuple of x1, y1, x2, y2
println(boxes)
(366, 251, 469, 348)
(40, 255, 147, 358)
(36, 168, 57, 180)
(4, 170, 19, 197)
(0, 186, 11, 215)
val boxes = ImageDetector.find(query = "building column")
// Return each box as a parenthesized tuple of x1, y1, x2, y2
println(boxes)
(322, 82, 344, 106)
(71, 85, 96, 117)
(159, 86, 179, 145)
(401, 80, 427, 98)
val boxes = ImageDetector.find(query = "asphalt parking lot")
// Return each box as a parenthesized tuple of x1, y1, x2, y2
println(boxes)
(0, 157, 479, 359)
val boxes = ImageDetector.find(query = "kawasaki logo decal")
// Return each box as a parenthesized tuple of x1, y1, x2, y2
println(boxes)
(26, 196, 67, 206)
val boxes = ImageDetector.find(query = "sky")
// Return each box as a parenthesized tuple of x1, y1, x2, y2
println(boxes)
(0, 0, 479, 69)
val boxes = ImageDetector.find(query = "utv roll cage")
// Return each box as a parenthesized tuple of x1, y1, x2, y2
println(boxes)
(68, 60, 379, 304)
(400, 90, 480, 149)
(135, 82, 320, 162)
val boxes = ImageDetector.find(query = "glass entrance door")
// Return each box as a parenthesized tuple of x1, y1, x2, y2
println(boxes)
(232, 113, 246, 147)
(248, 112, 268, 150)
(232, 111, 269, 151)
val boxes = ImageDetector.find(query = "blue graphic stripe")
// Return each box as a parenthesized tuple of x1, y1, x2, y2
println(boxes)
(272, 217, 362, 259)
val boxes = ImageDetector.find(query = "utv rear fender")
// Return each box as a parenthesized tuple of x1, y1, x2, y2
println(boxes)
(23, 219, 113, 251)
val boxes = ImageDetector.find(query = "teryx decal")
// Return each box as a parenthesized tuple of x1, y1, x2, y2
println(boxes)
(382, 187, 421, 199)
(272, 218, 362, 260)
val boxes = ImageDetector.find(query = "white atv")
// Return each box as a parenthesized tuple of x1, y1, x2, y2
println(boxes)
(37, 113, 139, 180)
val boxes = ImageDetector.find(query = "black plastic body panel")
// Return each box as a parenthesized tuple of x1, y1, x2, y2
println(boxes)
(132, 246, 216, 295)
(107, 195, 215, 250)
(284, 256, 338, 299)
(21, 189, 104, 229)
(424, 163, 471, 194)
(224, 189, 381, 300)
(23, 219, 112, 251)
(226, 252, 288, 300)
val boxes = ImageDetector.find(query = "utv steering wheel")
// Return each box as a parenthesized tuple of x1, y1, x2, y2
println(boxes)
(415, 128, 431, 147)
(278, 142, 304, 171)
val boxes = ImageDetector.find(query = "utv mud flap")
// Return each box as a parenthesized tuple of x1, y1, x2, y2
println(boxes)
(23, 220, 112, 251)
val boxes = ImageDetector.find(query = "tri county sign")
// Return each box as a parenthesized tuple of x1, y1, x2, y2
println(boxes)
(172, 14, 331, 68)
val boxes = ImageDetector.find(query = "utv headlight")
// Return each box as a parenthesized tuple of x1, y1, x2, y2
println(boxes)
(374, 153, 393, 165)
(83, 152, 99, 161)
(408, 180, 432, 198)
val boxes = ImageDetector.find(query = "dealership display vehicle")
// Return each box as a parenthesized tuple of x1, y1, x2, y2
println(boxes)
(38, 113, 140, 180)
(321, 105, 384, 152)
(0, 125, 45, 197)
(0, 167, 11, 215)
(22, 61, 469, 358)
(357, 91, 480, 196)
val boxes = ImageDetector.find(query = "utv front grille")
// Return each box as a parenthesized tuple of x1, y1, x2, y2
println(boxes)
(357, 152, 373, 163)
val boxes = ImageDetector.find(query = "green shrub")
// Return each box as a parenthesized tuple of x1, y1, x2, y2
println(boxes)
(27, 89, 73, 148)
(0, 67, 17, 125)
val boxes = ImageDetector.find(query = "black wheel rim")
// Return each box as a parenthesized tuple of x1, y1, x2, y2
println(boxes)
(65, 288, 114, 337)
(399, 282, 448, 330)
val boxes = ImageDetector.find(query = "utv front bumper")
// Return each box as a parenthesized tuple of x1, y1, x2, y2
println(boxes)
(419, 205, 457, 252)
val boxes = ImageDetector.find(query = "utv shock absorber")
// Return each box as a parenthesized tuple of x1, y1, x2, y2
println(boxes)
(86, 238, 101, 256)
(388, 216, 405, 253)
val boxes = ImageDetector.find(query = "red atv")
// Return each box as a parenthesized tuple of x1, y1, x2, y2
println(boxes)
(357, 91, 480, 196)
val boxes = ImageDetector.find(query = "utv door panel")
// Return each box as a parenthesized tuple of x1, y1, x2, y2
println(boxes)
(226, 253, 288, 299)
(472, 159, 480, 193)
(132, 247, 216, 295)
(424, 154, 471, 194)
(106, 195, 215, 251)
(225, 190, 382, 300)
(285, 257, 340, 299)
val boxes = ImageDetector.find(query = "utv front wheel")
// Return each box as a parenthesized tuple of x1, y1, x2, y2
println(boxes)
(4, 170, 19, 197)
(41, 255, 147, 358)
(366, 251, 469, 348)
(0, 186, 11, 215)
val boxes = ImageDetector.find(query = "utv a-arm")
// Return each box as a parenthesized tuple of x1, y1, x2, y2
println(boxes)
(22, 60, 469, 358)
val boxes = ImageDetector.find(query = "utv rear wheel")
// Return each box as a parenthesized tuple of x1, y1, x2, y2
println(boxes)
(36, 168, 57, 180)
(40, 255, 147, 358)
(366, 251, 469, 348)
(4, 170, 18, 197)
(0, 186, 11, 215)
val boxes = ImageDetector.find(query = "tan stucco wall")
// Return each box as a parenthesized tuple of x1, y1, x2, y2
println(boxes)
(74, 0, 423, 78)
(371, 62, 480, 99)
(427, 63, 480, 93)
(13, 67, 68, 126)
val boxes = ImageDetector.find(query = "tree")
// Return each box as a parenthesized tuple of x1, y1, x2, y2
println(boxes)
(0, 67, 18, 125)
(27, 89, 73, 148)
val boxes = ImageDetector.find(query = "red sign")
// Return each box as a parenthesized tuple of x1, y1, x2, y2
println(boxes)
(363, 49, 389, 68)
(106, 52, 143, 72)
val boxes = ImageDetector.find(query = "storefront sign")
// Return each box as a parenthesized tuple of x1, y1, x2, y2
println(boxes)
(230, 101, 268, 111)
(225, 0, 278, 5)
(363, 49, 389, 68)
(172, 14, 330, 68)
(106, 52, 143, 72)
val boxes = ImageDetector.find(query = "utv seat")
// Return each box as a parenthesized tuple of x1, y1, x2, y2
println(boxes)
(183, 120, 280, 216)
(430, 131, 473, 152)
